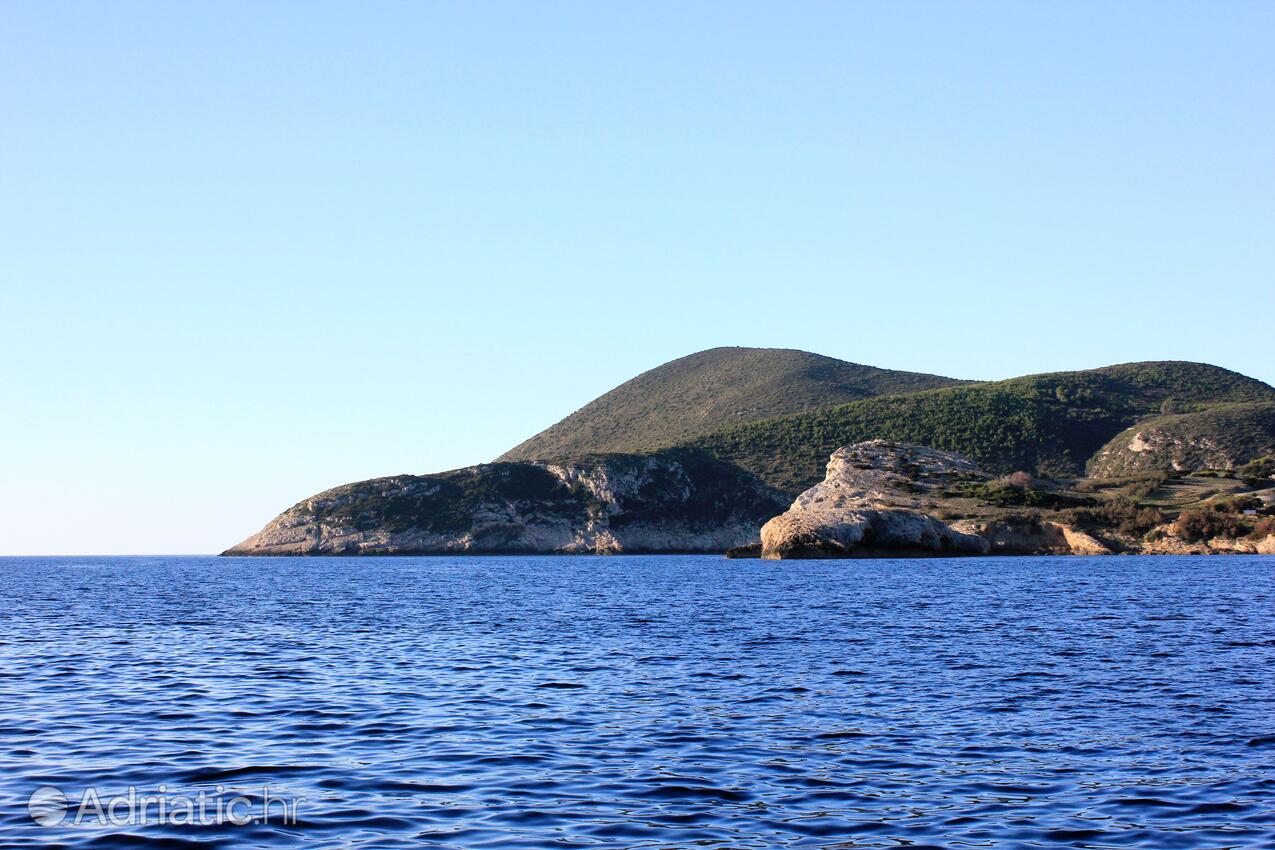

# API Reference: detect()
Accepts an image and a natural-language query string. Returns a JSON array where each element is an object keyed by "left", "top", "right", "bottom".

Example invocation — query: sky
[{"left": 2, "top": 1, "right": 1272, "bottom": 555}]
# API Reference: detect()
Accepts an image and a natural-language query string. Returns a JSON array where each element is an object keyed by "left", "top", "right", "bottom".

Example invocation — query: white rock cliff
[{"left": 760, "top": 441, "right": 991, "bottom": 559}]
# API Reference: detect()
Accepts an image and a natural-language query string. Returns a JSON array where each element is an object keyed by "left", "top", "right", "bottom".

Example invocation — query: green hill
[
  {"left": 684, "top": 362, "right": 1275, "bottom": 493},
  {"left": 1087, "top": 402, "right": 1275, "bottom": 477},
  {"left": 499, "top": 347, "right": 967, "bottom": 461}
]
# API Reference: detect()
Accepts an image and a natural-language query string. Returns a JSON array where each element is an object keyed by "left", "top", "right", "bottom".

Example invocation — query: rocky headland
[
  {"left": 750, "top": 441, "right": 1274, "bottom": 559},
  {"left": 224, "top": 450, "right": 789, "bottom": 556},
  {"left": 225, "top": 348, "right": 1275, "bottom": 558}
]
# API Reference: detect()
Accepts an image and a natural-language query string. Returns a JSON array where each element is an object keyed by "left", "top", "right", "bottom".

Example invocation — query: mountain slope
[
  {"left": 499, "top": 347, "right": 967, "bottom": 461},
  {"left": 685, "top": 362, "right": 1275, "bottom": 492},
  {"left": 1087, "top": 402, "right": 1275, "bottom": 477}
]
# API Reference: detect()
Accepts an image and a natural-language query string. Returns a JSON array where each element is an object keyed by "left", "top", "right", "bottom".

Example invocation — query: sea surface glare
[{"left": 1, "top": 555, "right": 1274, "bottom": 848}]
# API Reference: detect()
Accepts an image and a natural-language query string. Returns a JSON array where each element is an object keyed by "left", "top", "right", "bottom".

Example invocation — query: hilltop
[{"left": 499, "top": 347, "right": 967, "bottom": 461}]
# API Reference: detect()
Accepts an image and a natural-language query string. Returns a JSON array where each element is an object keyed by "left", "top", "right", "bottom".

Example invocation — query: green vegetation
[
  {"left": 1087, "top": 402, "right": 1275, "bottom": 477},
  {"left": 685, "top": 362, "right": 1275, "bottom": 493},
  {"left": 499, "top": 347, "right": 967, "bottom": 461},
  {"left": 942, "top": 466, "right": 1268, "bottom": 545},
  {"left": 1125, "top": 490, "right": 1275, "bottom": 543},
  {"left": 596, "top": 449, "right": 790, "bottom": 529},
  {"left": 1061, "top": 500, "right": 1166, "bottom": 537},
  {"left": 331, "top": 464, "right": 594, "bottom": 536},
  {"left": 1173, "top": 508, "right": 1247, "bottom": 542},
  {"left": 288, "top": 449, "right": 788, "bottom": 539},
  {"left": 945, "top": 477, "right": 1097, "bottom": 510},
  {"left": 1238, "top": 454, "right": 1275, "bottom": 486}
]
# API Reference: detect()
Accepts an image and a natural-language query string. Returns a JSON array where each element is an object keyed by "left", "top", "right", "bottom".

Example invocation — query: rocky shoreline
[
  {"left": 223, "top": 450, "right": 789, "bottom": 556},
  {"left": 746, "top": 441, "right": 1275, "bottom": 559},
  {"left": 226, "top": 440, "right": 1275, "bottom": 559},
  {"left": 222, "top": 350, "right": 1275, "bottom": 558}
]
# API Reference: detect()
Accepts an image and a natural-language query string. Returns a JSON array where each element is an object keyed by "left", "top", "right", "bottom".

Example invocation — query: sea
[{"left": 1, "top": 554, "right": 1273, "bottom": 849}]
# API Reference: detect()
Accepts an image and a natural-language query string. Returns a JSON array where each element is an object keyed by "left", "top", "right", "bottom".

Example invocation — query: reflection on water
[{"left": 1, "top": 554, "right": 1273, "bottom": 848}]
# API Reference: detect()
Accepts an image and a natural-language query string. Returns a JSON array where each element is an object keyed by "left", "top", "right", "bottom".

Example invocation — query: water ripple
[{"left": 1, "top": 554, "right": 1273, "bottom": 848}]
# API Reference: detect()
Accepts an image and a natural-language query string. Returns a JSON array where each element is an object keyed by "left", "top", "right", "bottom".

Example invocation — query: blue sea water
[{"left": 1, "top": 555, "right": 1273, "bottom": 849}]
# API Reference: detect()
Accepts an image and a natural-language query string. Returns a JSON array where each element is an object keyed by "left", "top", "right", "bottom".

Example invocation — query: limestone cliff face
[
  {"left": 224, "top": 451, "right": 789, "bottom": 556},
  {"left": 760, "top": 441, "right": 990, "bottom": 559}
]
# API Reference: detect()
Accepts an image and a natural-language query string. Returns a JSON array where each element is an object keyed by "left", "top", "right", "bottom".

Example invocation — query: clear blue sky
[{"left": 2, "top": 2, "right": 1272, "bottom": 555}]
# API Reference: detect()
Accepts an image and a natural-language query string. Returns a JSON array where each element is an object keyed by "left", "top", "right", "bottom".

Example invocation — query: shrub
[
  {"left": 1237, "top": 455, "right": 1275, "bottom": 480},
  {"left": 1004, "top": 471, "right": 1034, "bottom": 489},
  {"left": 1113, "top": 472, "right": 1170, "bottom": 501},
  {"left": 1063, "top": 498, "right": 1162, "bottom": 536},
  {"left": 1210, "top": 495, "right": 1263, "bottom": 513},
  {"left": 1173, "top": 509, "right": 1244, "bottom": 541},
  {"left": 960, "top": 480, "right": 1093, "bottom": 509},
  {"left": 1127, "top": 507, "right": 1166, "bottom": 536},
  {"left": 1250, "top": 517, "right": 1275, "bottom": 540}
]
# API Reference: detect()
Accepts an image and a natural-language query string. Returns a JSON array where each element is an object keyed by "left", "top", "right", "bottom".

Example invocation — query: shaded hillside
[
  {"left": 1087, "top": 402, "right": 1275, "bottom": 477},
  {"left": 499, "top": 347, "right": 967, "bottom": 461},
  {"left": 686, "top": 362, "right": 1275, "bottom": 493},
  {"left": 224, "top": 449, "right": 790, "bottom": 555}
]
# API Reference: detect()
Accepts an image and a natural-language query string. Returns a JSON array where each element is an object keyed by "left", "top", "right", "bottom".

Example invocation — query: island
[{"left": 224, "top": 347, "right": 1275, "bottom": 558}]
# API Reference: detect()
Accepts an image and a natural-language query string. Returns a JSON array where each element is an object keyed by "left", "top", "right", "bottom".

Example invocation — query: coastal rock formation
[
  {"left": 952, "top": 517, "right": 1111, "bottom": 556},
  {"left": 224, "top": 450, "right": 789, "bottom": 556},
  {"left": 762, "top": 509, "right": 990, "bottom": 559},
  {"left": 1140, "top": 531, "right": 1275, "bottom": 556},
  {"left": 760, "top": 441, "right": 990, "bottom": 559}
]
